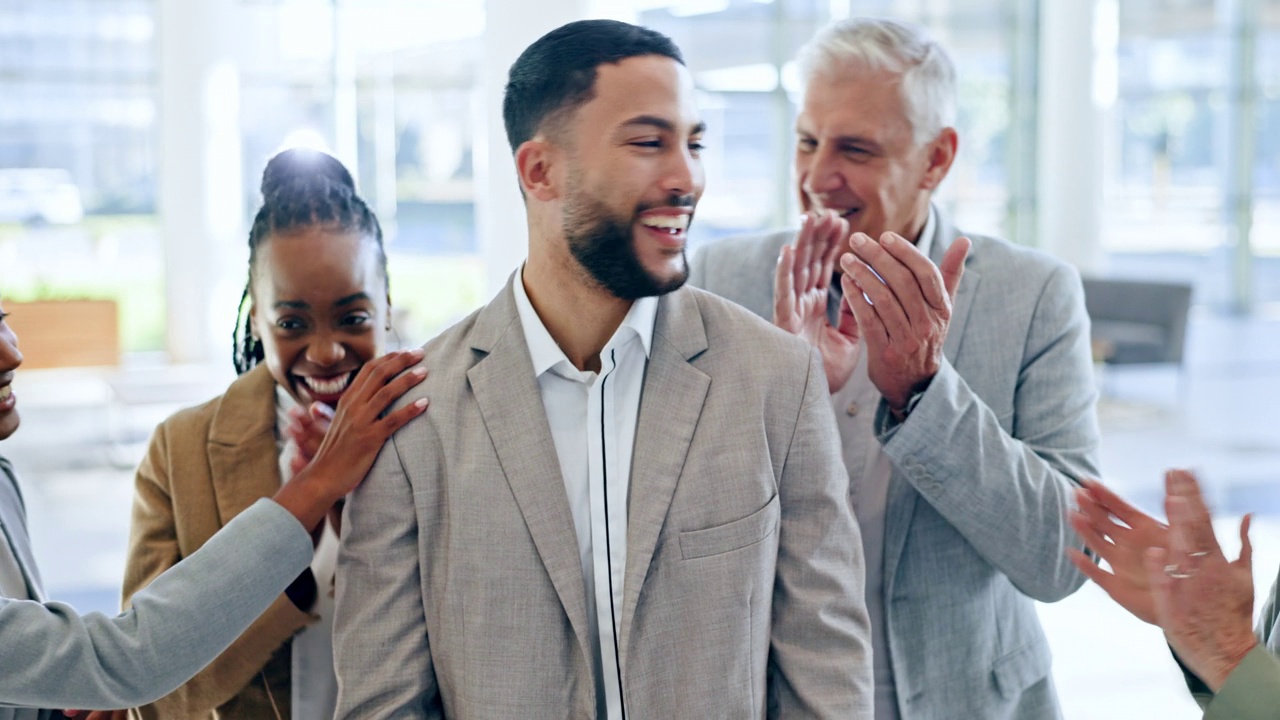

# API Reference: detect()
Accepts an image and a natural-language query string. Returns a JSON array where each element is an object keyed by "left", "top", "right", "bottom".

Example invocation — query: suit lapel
[
  {"left": 928, "top": 212, "right": 980, "bottom": 363},
  {"left": 618, "top": 288, "right": 710, "bottom": 662},
  {"left": 0, "top": 461, "right": 45, "bottom": 601},
  {"left": 467, "top": 277, "right": 593, "bottom": 665},
  {"left": 884, "top": 209, "right": 979, "bottom": 594},
  {"left": 208, "top": 365, "right": 285, "bottom": 531}
]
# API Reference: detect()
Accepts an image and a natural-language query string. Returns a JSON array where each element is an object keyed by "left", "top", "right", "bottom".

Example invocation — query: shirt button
[{"left": 845, "top": 401, "right": 859, "bottom": 416}]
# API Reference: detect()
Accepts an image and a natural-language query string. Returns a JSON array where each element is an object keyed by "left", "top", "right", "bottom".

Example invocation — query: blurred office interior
[{"left": 1, "top": 1, "right": 1278, "bottom": 717}]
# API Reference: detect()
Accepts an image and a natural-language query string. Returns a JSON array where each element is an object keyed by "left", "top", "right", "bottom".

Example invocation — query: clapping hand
[
  {"left": 839, "top": 231, "right": 968, "bottom": 413},
  {"left": 774, "top": 210, "right": 860, "bottom": 393}
]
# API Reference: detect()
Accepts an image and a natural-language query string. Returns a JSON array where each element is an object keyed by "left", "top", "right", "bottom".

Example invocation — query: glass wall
[
  {"left": 1255, "top": 0, "right": 1280, "bottom": 304},
  {"left": 599, "top": 0, "right": 1033, "bottom": 249},
  {"left": 5, "top": 0, "right": 1275, "bottom": 363},
  {"left": 0, "top": 0, "right": 163, "bottom": 352},
  {"left": 235, "top": 0, "right": 487, "bottom": 347},
  {"left": 1104, "top": 0, "right": 1280, "bottom": 310}
]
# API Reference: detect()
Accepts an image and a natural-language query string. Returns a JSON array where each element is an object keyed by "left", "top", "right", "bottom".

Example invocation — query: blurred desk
[{"left": 6, "top": 299, "right": 119, "bottom": 369}]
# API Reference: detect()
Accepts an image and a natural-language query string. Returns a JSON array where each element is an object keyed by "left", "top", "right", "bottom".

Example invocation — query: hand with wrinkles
[
  {"left": 1148, "top": 471, "right": 1257, "bottom": 691},
  {"left": 839, "top": 231, "right": 969, "bottom": 413},
  {"left": 1068, "top": 477, "right": 1169, "bottom": 625},
  {"left": 1069, "top": 470, "right": 1259, "bottom": 692},
  {"left": 773, "top": 210, "right": 861, "bottom": 394}
]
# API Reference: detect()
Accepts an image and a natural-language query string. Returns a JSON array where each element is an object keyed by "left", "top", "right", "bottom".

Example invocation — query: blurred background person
[{"left": 119, "top": 148, "right": 393, "bottom": 720}]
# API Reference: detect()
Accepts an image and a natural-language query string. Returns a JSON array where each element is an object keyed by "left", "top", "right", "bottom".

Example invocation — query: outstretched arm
[
  {"left": 2, "top": 350, "right": 426, "bottom": 712},
  {"left": 0, "top": 498, "right": 312, "bottom": 710}
]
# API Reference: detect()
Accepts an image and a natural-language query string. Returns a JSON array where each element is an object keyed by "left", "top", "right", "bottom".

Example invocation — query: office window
[
  {"left": 0, "top": 0, "right": 162, "bottom": 352},
  {"left": 603, "top": 0, "right": 1031, "bottom": 247},
  {"left": 237, "top": 0, "right": 487, "bottom": 346}
]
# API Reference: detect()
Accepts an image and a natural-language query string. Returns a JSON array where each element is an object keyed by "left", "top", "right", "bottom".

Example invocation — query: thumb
[
  {"left": 309, "top": 401, "right": 335, "bottom": 422},
  {"left": 1237, "top": 513, "right": 1254, "bottom": 569},
  {"left": 836, "top": 300, "right": 860, "bottom": 341},
  {"left": 941, "top": 236, "right": 970, "bottom": 299}
]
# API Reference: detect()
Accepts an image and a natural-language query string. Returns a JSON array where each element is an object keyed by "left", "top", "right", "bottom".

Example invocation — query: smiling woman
[{"left": 118, "top": 148, "right": 391, "bottom": 720}]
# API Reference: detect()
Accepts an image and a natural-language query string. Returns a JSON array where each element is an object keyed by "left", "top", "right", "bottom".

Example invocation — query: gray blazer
[
  {"left": 333, "top": 278, "right": 874, "bottom": 719},
  {"left": 688, "top": 210, "right": 1101, "bottom": 720},
  {"left": 0, "top": 498, "right": 312, "bottom": 712},
  {"left": 0, "top": 458, "right": 50, "bottom": 720}
]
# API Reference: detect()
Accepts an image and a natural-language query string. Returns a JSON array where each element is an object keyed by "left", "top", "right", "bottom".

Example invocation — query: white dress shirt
[
  {"left": 512, "top": 268, "right": 656, "bottom": 720},
  {"left": 275, "top": 387, "right": 339, "bottom": 720},
  {"left": 830, "top": 207, "right": 935, "bottom": 720}
]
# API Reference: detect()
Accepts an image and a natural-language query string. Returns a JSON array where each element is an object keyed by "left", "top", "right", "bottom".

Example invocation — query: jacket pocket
[
  {"left": 992, "top": 640, "right": 1052, "bottom": 699},
  {"left": 679, "top": 495, "right": 780, "bottom": 560}
]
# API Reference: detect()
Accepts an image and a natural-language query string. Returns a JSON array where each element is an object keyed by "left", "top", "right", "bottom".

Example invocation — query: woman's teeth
[{"left": 302, "top": 374, "right": 350, "bottom": 397}]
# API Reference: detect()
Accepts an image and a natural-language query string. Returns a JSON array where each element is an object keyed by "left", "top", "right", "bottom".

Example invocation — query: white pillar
[
  {"left": 1222, "top": 0, "right": 1257, "bottom": 313},
  {"left": 331, "top": 0, "right": 360, "bottom": 176},
  {"left": 1037, "top": 0, "right": 1107, "bottom": 273},
  {"left": 476, "top": 0, "right": 592, "bottom": 297},
  {"left": 159, "top": 0, "right": 244, "bottom": 364}
]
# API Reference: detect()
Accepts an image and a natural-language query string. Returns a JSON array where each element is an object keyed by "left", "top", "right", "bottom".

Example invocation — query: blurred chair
[
  {"left": 1082, "top": 278, "right": 1193, "bottom": 366},
  {"left": 1082, "top": 277, "right": 1193, "bottom": 401}
]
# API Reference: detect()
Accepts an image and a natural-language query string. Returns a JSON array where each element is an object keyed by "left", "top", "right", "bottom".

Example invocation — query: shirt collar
[
  {"left": 914, "top": 203, "right": 938, "bottom": 259},
  {"left": 512, "top": 265, "right": 658, "bottom": 379}
]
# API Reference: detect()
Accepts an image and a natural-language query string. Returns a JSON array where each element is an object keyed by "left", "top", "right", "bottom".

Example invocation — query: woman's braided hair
[{"left": 232, "top": 148, "right": 388, "bottom": 375}]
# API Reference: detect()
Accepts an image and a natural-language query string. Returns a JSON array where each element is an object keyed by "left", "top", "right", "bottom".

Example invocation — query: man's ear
[
  {"left": 515, "top": 137, "right": 560, "bottom": 202},
  {"left": 920, "top": 127, "right": 958, "bottom": 191}
]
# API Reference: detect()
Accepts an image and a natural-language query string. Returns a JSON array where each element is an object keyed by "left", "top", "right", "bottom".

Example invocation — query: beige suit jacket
[
  {"left": 122, "top": 364, "right": 313, "bottom": 719},
  {"left": 334, "top": 278, "right": 872, "bottom": 718}
]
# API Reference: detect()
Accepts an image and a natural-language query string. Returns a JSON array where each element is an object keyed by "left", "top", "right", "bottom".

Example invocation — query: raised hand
[
  {"left": 1145, "top": 470, "right": 1258, "bottom": 691},
  {"left": 273, "top": 348, "right": 428, "bottom": 532},
  {"left": 839, "top": 232, "right": 969, "bottom": 413},
  {"left": 1068, "top": 477, "right": 1170, "bottom": 625},
  {"left": 774, "top": 210, "right": 860, "bottom": 393},
  {"left": 286, "top": 402, "right": 334, "bottom": 477}
]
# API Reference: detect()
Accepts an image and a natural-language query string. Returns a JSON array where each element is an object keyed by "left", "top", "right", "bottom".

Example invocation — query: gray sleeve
[
  {"left": 0, "top": 498, "right": 312, "bottom": 710},
  {"left": 876, "top": 263, "right": 1101, "bottom": 602}
]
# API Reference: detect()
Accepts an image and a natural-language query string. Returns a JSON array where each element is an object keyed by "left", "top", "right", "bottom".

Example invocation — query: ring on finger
[{"left": 1164, "top": 563, "right": 1196, "bottom": 579}]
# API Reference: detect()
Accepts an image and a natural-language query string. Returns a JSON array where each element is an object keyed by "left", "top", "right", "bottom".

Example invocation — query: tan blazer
[
  {"left": 333, "top": 279, "right": 873, "bottom": 719},
  {"left": 122, "top": 364, "right": 313, "bottom": 719}
]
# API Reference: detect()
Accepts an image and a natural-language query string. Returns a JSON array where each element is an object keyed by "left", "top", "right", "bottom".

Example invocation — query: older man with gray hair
[{"left": 689, "top": 17, "right": 1101, "bottom": 720}]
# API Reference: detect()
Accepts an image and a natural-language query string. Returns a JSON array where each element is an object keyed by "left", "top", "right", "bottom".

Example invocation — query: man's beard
[{"left": 563, "top": 189, "right": 693, "bottom": 301}]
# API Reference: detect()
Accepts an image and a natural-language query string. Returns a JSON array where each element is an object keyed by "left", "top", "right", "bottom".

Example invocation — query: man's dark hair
[{"left": 502, "top": 19, "right": 684, "bottom": 154}]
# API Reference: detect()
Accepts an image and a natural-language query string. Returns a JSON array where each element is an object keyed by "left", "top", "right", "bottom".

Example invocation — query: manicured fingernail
[
  {"left": 414, "top": 398, "right": 429, "bottom": 408},
  {"left": 882, "top": 233, "right": 897, "bottom": 246},
  {"left": 413, "top": 367, "right": 428, "bottom": 377},
  {"left": 409, "top": 347, "right": 425, "bottom": 357},
  {"left": 851, "top": 233, "right": 867, "bottom": 246}
]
